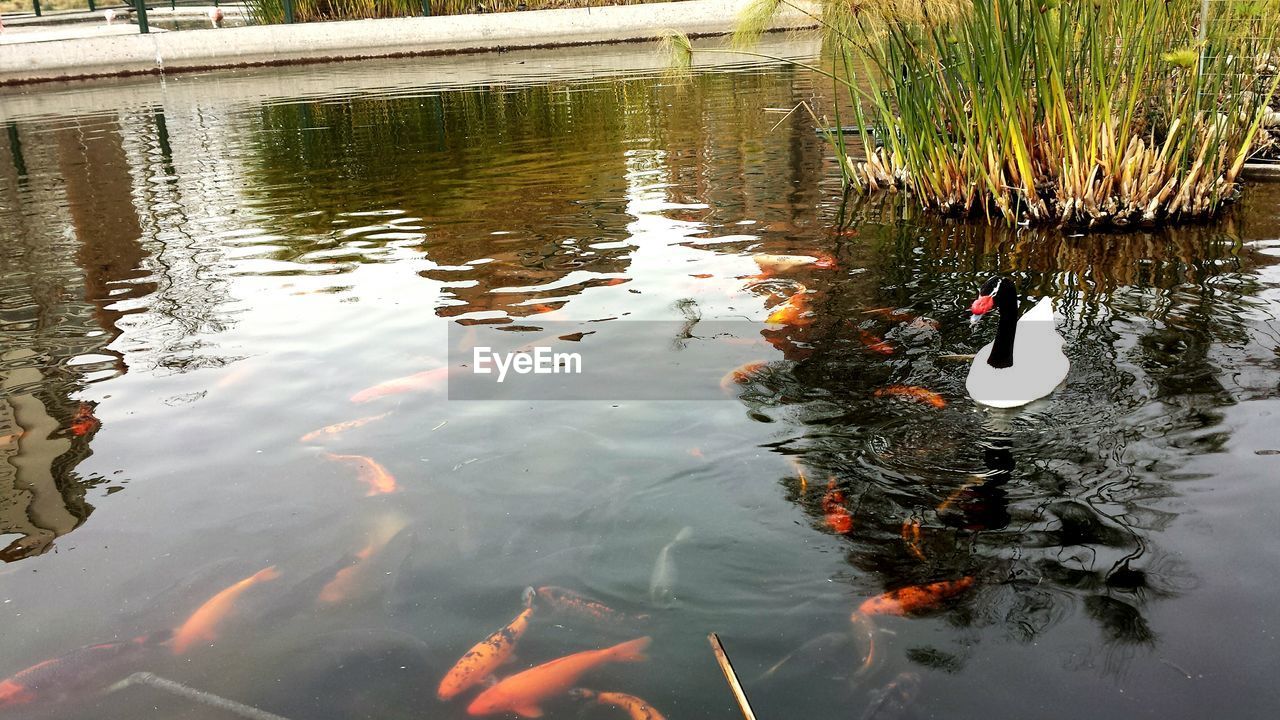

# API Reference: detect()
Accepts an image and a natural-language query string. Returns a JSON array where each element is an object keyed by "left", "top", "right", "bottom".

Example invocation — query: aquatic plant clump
[
  {"left": 245, "top": 0, "right": 669, "bottom": 25},
  {"left": 741, "top": 0, "right": 1280, "bottom": 228},
  {"left": 246, "top": 0, "right": 418, "bottom": 24}
]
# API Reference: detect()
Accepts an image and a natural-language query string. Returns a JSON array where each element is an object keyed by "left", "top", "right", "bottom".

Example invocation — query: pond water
[{"left": 2, "top": 39, "right": 1279, "bottom": 720}]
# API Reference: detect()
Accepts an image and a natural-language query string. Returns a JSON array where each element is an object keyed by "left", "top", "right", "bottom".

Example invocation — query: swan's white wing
[
  {"left": 1019, "top": 296, "right": 1056, "bottom": 323},
  {"left": 967, "top": 305, "right": 1070, "bottom": 408}
]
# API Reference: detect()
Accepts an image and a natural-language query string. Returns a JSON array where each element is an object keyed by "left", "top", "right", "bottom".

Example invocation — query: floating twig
[
  {"left": 1159, "top": 657, "right": 1194, "bottom": 680},
  {"left": 708, "top": 633, "right": 758, "bottom": 720},
  {"left": 107, "top": 672, "right": 293, "bottom": 720}
]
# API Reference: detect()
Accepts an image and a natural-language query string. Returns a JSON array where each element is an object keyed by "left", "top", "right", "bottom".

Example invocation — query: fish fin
[
  {"left": 673, "top": 526, "right": 694, "bottom": 544},
  {"left": 481, "top": 675, "right": 499, "bottom": 689},
  {"left": 611, "top": 636, "right": 652, "bottom": 662},
  {"left": 514, "top": 702, "right": 544, "bottom": 717},
  {"left": 522, "top": 586, "right": 537, "bottom": 610},
  {"left": 503, "top": 653, "right": 518, "bottom": 666}
]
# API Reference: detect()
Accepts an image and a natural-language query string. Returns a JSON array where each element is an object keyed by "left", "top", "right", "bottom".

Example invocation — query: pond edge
[{"left": 0, "top": 0, "right": 820, "bottom": 87}]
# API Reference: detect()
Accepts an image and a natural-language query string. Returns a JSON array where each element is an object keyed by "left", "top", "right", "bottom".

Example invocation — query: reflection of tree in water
[
  {"left": 117, "top": 107, "right": 238, "bottom": 374},
  {"left": 737, "top": 198, "right": 1278, "bottom": 677},
  {"left": 239, "top": 69, "right": 825, "bottom": 323},
  {"left": 0, "top": 115, "right": 149, "bottom": 561}
]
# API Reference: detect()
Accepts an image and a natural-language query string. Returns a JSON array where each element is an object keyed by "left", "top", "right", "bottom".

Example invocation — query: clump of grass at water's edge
[
  {"left": 243, "top": 0, "right": 671, "bottom": 25},
  {"left": 670, "top": 0, "right": 1280, "bottom": 228}
]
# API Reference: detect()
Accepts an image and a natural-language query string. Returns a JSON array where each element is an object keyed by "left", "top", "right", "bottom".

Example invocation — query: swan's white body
[{"left": 966, "top": 297, "right": 1069, "bottom": 408}]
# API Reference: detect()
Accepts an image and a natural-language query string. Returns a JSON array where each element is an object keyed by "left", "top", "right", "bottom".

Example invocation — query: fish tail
[
  {"left": 567, "top": 688, "right": 596, "bottom": 701},
  {"left": 609, "top": 636, "right": 651, "bottom": 662},
  {"left": 253, "top": 566, "right": 282, "bottom": 583},
  {"left": 849, "top": 611, "right": 877, "bottom": 676},
  {"left": 0, "top": 679, "right": 36, "bottom": 707},
  {"left": 673, "top": 526, "right": 693, "bottom": 544},
  {"left": 522, "top": 586, "right": 537, "bottom": 609}
]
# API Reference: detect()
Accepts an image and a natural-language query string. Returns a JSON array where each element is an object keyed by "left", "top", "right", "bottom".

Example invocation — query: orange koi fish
[
  {"left": 0, "top": 631, "right": 171, "bottom": 708},
  {"left": 848, "top": 611, "right": 878, "bottom": 676},
  {"left": 857, "top": 577, "right": 974, "bottom": 617},
  {"left": 936, "top": 479, "right": 982, "bottom": 514},
  {"left": 873, "top": 386, "right": 947, "bottom": 409},
  {"left": 858, "top": 330, "right": 894, "bottom": 355},
  {"left": 825, "top": 509, "right": 854, "bottom": 535},
  {"left": 68, "top": 403, "right": 99, "bottom": 437},
  {"left": 438, "top": 606, "right": 535, "bottom": 701},
  {"left": 466, "top": 637, "right": 651, "bottom": 717},
  {"left": 214, "top": 364, "right": 255, "bottom": 390},
  {"left": 172, "top": 567, "right": 280, "bottom": 655},
  {"left": 812, "top": 253, "right": 837, "bottom": 269},
  {"left": 600, "top": 278, "right": 630, "bottom": 287},
  {"left": 570, "top": 689, "right": 667, "bottom": 720},
  {"left": 689, "top": 273, "right": 714, "bottom": 279},
  {"left": 822, "top": 479, "right": 854, "bottom": 535},
  {"left": 317, "top": 514, "right": 409, "bottom": 605},
  {"left": 787, "top": 456, "right": 808, "bottom": 494},
  {"left": 524, "top": 586, "right": 646, "bottom": 626},
  {"left": 325, "top": 453, "right": 398, "bottom": 495},
  {"left": 900, "top": 518, "right": 926, "bottom": 561},
  {"left": 299, "top": 413, "right": 389, "bottom": 444},
  {"left": 317, "top": 547, "right": 378, "bottom": 606},
  {"left": 752, "top": 254, "right": 837, "bottom": 275},
  {"left": 753, "top": 254, "right": 822, "bottom": 275},
  {"left": 766, "top": 292, "right": 812, "bottom": 326},
  {"left": 350, "top": 367, "right": 449, "bottom": 403},
  {"left": 719, "top": 360, "right": 768, "bottom": 392},
  {"left": 457, "top": 326, "right": 480, "bottom": 353}
]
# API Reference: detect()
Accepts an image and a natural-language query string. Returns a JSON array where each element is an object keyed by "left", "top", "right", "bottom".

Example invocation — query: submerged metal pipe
[{"left": 108, "top": 672, "right": 293, "bottom": 720}]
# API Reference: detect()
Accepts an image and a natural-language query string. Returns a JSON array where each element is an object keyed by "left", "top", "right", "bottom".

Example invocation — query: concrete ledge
[
  {"left": 0, "top": 34, "right": 822, "bottom": 121},
  {"left": 1242, "top": 162, "right": 1280, "bottom": 182},
  {"left": 0, "top": 0, "right": 820, "bottom": 86}
]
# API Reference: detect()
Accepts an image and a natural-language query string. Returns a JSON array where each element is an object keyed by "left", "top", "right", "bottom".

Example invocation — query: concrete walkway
[
  {"left": 0, "top": 23, "right": 169, "bottom": 44},
  {"left": 0, "top": 0, "right": 820, "bottom": 86}
]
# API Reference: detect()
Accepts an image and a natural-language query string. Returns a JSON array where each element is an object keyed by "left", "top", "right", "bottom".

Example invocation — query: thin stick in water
[
  {"left": 107, "top": 672, "right": 293, "bottom": 720},
  {"left": 708, "top": 632, "right": 758, "bottom": 720}
]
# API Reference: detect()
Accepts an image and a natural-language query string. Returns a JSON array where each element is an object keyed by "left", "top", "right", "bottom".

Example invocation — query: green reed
[
  {"left": 680, "top": 0, "right": 1280, "bottom": 228},
  {"left": 244, "top": 0, "right": 665, "bottom": 24}
]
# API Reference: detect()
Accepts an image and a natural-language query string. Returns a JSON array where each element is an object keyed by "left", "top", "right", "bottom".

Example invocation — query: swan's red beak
[{"left": 970, "top": 295, "right": 995, "bottom": 316}]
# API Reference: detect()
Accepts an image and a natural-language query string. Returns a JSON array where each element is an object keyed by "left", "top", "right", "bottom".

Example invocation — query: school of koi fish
[
  {"left": 721, "top": 251, "right": 978, "bottom": 716},
  {"left": 2, "top": 251, "right": 972, "bottom": 720}
]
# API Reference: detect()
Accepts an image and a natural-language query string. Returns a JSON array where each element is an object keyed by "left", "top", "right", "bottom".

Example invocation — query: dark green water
[{"left": 1, "top": 43, "right": 1279, "bottom": 720}]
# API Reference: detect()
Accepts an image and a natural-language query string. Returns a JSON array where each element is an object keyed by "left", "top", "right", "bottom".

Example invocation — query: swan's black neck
[{"left": 986, "top": 282, "right": 1019, "bottom": 369}]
